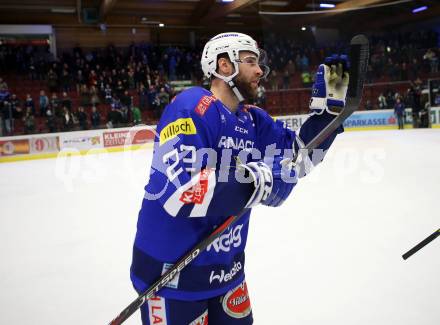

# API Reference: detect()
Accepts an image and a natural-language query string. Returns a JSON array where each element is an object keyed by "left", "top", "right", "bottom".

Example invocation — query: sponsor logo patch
[
  {"left": 103, "top": 129, "right": 154, "bottom": 147},
  {"left": 180, "top": 169, "right": 212, "bottom": 205},
  {"left": 0, "top": 140, "right": 30, "bottom": 156},
  {"left": 189, "top": 309, "right": 208, "bottom": 325},
  {"left": 209, "top": 261, "right": 242, "bottom": 284},
  {"left": 29, "top": 137, "right": 59, "bottom": 153},
  {"left": 207, "top": 224, "right": 243, "bottom": 253},
  {"left": 60, "top": 134, "right": 102, "bottom": 150},
  {"left": 195, "top": 95, "right": 216, "bottom": 116},
  {"left": 217, "top": 136, "right": 254, "bottom": 150},
  {"left": 148, "top": 296, "right": 168, "bottom": 324},
  {"left": 222, "top": 281, "right": 251, "bottom": 319},
  {"left": 103, "top": 131, "right": 130, "bottom": 147},
  {"left": 159, "top": 118, "right": 196, "bottom": 145},
  {"left": 161, "top": 263, "right": 180, "bottom": 289}
]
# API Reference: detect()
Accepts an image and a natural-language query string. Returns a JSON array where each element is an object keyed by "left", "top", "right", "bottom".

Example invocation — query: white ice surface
[{"left": 0, "top": 129, "right": 439, "bottom": 325}]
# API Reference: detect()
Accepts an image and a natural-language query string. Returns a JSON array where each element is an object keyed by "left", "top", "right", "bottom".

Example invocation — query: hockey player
[{"left": 131, "top": 32, "right": 349, "bottom": 324}]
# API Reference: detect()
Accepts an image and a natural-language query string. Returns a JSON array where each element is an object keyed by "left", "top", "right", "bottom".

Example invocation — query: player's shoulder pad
[
  {"left": 169, "top": 86, "right": 217, "bottom": 118},
  {"left": 245, "top": 104, "right": 272, "bottom": 120},
  {"left": 245, "top": 103, "right": 286, "bottom": 129},
  {"left": 158, "top": 87, "right": 219, "bottom": 146}
]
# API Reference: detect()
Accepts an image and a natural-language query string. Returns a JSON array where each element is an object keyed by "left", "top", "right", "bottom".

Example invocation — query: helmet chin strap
[
  {"left": 228, "top": 80, "right": 245, "bottom": 103},
  {"left": 211, "top": 69, "right": 245, "bottom": 103}
]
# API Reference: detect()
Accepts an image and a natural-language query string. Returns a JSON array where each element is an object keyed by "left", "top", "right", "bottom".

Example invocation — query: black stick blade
[
  {"left": 402, "top": 228, "right": 440, "bottom": 260},
  {"left": 347, "top": 34, "right": 369, "bottom": 99}
]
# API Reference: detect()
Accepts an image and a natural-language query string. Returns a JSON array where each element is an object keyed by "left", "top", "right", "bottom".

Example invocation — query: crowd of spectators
[
  {"left": 366, "top": 30, "right": 438, "bottom": 83},
  {"left": 0, "top": 42, "right": 203, "bottom": 135},
  {"left": 261, "top": 29, "right": 438, "bottom": 90},
  {"left": 0, "top": 28, "right": 439, "bottom": 136}
]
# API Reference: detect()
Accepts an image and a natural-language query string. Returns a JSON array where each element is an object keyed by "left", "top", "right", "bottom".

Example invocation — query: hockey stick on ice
[
  {"left": 402, "top": 228, "right": 440, "bottom": 260},
  {"left": 107, "top": 34, "right": 369, "bottom": 325}
]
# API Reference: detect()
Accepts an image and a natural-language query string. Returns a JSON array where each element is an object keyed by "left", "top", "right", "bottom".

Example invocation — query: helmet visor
[
  {"left": 257, "top": 48, "right": 270, "bottom": 79},
  {"left": 235, "top": 48, "right": 270, "bottom": 79}
]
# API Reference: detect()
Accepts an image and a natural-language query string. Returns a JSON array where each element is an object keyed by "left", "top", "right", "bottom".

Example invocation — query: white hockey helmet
[{"left": 201, "top": 32, "right": 269, "bottom": 83}]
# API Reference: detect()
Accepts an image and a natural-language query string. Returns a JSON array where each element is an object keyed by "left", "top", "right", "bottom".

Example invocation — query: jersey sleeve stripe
[
  {"left": 163, "top": 176, "right": 197, "bottom": 217},
  {"left": 189, "top": 169, "right": 217, "bottom": 218}
]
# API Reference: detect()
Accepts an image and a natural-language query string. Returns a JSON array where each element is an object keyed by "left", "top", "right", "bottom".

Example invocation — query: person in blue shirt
[
  {"left": 394, "top": 97, "right": 405, "bottom": 129},
  {"left": 131, "top": 32, "right": 349, "bottom": 325}
]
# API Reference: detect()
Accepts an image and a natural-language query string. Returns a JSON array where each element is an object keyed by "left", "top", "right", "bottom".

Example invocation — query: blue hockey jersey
[{"left": 131, "top": 86, "right": 342, "bottom": 301}]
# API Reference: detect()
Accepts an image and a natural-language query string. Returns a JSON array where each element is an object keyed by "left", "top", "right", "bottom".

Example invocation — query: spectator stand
[{"left": 1, "top": 29, "right": 439, "bottom": 137}]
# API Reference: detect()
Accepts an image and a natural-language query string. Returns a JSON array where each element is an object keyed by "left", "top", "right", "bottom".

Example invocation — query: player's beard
[{"left": 234, "top": 75, "right": 257, "bottom": 103}]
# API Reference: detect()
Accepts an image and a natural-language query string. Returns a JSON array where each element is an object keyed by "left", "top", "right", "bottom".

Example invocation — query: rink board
[
  {"left": 276, "top": 107, "right": 440, "bottom": 131},
  {"left": 1, "top": 107, "right": 439, "bottom": 163},
  {"left": 0, "top": 126, "right": 156, "bottom": 163}
]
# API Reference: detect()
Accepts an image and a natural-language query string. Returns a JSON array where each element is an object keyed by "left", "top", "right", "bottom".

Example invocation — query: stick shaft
[
  {"left": 402, "top": 228, "right": 440, "bottom": 260},
  {"left": 108, "top": 215, "right": 241, "bottom": 325}
]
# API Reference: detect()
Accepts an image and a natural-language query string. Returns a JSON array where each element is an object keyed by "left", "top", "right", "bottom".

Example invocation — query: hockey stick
[
  {"left": 301, "top": 34, "right": 369, "bottom": 155},
  {"left": 402, "top": 228, "right": 440, "bottom": 260},
  {"left": 108, "top": 34, "right": 369, "bottom": 325}
]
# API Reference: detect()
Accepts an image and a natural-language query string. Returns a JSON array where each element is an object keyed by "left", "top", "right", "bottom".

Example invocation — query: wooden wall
[
  {"left": 55, "top": 26, "right": 152, "bottom": 50},
  {"left": 149, "top": 28, "right": 193, "bottom": 46},
  {"left": 55, "top": 26, "right": 198, "bottom": 50}
]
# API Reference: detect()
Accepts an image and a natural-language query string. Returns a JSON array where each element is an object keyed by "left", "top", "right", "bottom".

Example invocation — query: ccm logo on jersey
[
  {"left": 195, "top": 95, "right": 216, "bottom": 116},
  {"left": 234, "top": 126, "right": 249, "bottom": 134},
  {"left": 160, "top": 118, "right": 196, "bottom": 145},
  {"left": 209, "top": 261, "right": 242, "bottom": 284},
  {"left": 180, "top": 169, "right": 211, "bottom": 205},
  {"left": 207, "top": 224, "right": 243, "bottom": 253}
]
